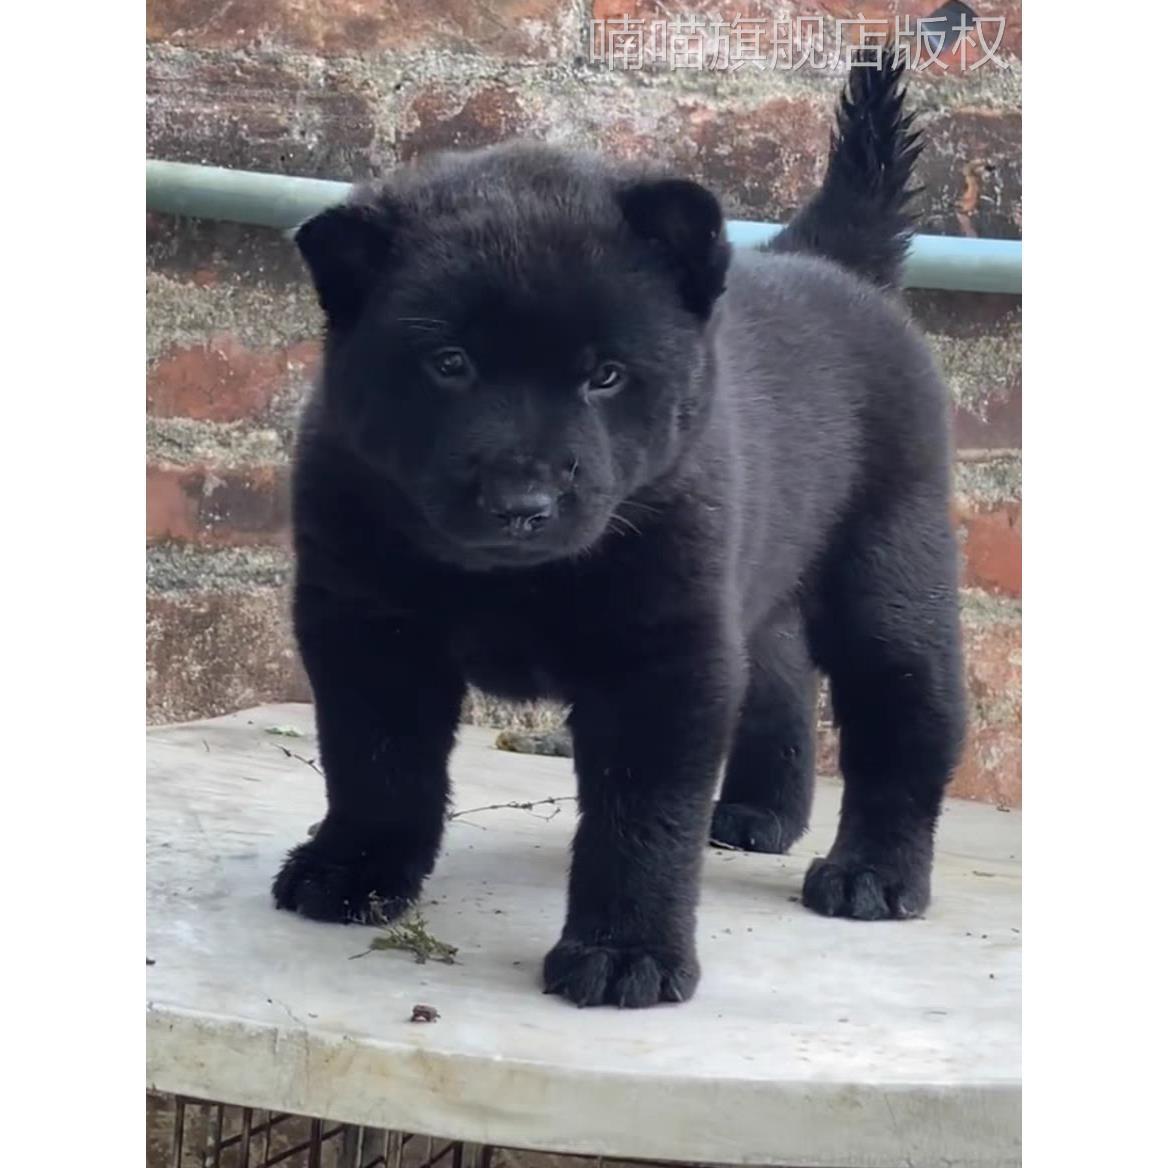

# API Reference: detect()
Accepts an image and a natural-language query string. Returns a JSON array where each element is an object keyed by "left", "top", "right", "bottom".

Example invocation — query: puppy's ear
[
  {"left": 293, "top": 199, "right": 397, "bottom": 330},
  {"left": 617, "top": 178, "right": 730, "bottom": 318}
]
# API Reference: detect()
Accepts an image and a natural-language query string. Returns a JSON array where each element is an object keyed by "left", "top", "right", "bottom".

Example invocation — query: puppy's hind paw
[
  {"left": 801, "top": 854, "right": 930, "bottom": 920},
  {"left": 710, "top": 801, "right": 803, "bottom": 853}
]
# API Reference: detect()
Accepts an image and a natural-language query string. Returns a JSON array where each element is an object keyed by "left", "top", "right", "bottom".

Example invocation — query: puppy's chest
[{"left": 446, "top": 582, "right": 584, "bottom": 703}]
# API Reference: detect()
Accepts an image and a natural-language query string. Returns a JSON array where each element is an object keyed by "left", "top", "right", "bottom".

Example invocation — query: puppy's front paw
[
  {"left": 542, "top": 939, "right": 699, "bottom": 1008},
  {"left": 802, "top": 853, "right": 930, "bottom": 920},
  {"left": 272, "top": 827, "right": 429, "bottom": 924}
]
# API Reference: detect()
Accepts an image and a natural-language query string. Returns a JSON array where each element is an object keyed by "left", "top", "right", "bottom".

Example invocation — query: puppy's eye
[
  {"left": 586, "top": 361, "right": 627, "bottom": 397},
  {"left": 426, "top": 348, "right": 473, "bottom": 385}
]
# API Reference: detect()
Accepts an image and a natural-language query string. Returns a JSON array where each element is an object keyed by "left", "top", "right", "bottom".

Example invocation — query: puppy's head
[{"left": 295, "top": 143, "right": 729, "bottom": 570}]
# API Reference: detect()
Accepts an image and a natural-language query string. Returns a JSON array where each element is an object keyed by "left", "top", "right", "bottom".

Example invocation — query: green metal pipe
[{"left": 147, "top": 159, "right": 1021, "bottom": 295}]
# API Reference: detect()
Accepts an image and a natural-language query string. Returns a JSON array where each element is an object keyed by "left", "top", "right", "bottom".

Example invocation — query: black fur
[{"left": 272, "top": 57, "right": 965, "bottom": 1007}]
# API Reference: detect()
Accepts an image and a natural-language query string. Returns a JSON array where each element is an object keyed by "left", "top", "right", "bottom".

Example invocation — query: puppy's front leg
[
  {"left": 544, "top": 629, "right": 744, "bottom": 1007},
  {"left": 272, "top": 582, "right": 465, "bottom": 924}
]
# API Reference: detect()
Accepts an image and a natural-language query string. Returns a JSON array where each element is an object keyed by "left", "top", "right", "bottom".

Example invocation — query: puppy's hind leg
[
  {"left": 711, "top": 615, "right": 818, "bottom": 854},
  {"left": 804, "top": 492, "right": 966, "bottom": 920}
]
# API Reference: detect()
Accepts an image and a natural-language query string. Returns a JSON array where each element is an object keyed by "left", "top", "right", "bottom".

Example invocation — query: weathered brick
[
  {"left": 146, "top": 51, "right": 382, "bottom": 179},
  {"left": 148, "top": 337, "right": 318, "bottom": 422},
  {"left": 146, "top": 271, "right": 321, "bottom": 361},
  {"left": 915, "top": 109, "right": 1022, "bottom": 238},
  {"left": 147, "top": 216, "right": 310, "bottom": 290},
  {"left": 952, "top": 384, "right": 1020, "bottom": 451},
  {"left": 399, "top": 84, "right": 533, "bottom": 162},
  {"left": 618, "top": 98, "right": 1022, "bottom": 236},
  {"left": 958, "top": 501, "right": 1022, "bottom": 598},
  {"left": 147, "top": 463, "right": 291, "bottom": 546},
  {"left": 908, "top": 289, "right": 1021, "bottom": 339},
  {"left": 148, "top": 416, "right": 293, "bottom": 467},
  {"left": 148, "top": 544, "right": 293, "bottom": 593},
  {"left": 954, "top": 453, "right": 1020, "bottom": 507},
  {"left": 147, "top": 588, "right": 309, "bottom": 723},
  {"left": 909, "top": 292, "right": 1021, "bottom": 451},
  {"left": 942, "top": 337, "right": 1021, "bottom": 454},
  {"left": 665, "top": 97, "right": 833, "bottom": 220},
  {"left": 146, "top": 0, "right": 575, "bottom": 60},
  {"left": 949, "top": 609, "right": 1021, "bottom": 806}
]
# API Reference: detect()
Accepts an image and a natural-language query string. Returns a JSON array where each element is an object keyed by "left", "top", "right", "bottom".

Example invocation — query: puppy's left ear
[{"left": 617, "top": 178, "right": 730, "bottom": 319}]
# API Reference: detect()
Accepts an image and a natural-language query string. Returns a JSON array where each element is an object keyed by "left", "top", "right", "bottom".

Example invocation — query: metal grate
[
  {"left": 148, "top": 1093, "right": 696, "bottom": 1168},
  {"left": 149, "top": 1095, "right": 484, "bottom": 1168}
]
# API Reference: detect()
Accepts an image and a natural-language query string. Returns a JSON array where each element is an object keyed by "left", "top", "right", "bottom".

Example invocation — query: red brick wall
[{"left": 146, "top": 1, "right": 1022, "bottom": 805}]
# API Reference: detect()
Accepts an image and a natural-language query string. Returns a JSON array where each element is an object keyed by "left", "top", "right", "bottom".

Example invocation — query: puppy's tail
[{"left": 766, "top": 49, "right": 923, "bottom": 289}]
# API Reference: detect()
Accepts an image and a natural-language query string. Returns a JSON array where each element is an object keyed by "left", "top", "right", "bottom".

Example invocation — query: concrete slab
[{"left": 146, "top": 704, "right": 1021, "bottom": 1167}]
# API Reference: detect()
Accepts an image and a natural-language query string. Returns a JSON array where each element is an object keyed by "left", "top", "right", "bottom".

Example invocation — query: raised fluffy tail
[{"left": 766, "top": 49, "right": 923, "bottom": 289}]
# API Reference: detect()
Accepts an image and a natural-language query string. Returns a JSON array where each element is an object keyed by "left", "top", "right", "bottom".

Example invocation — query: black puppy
[{"left": 273, "top": 53, "right": 966, "bottom": 1008}]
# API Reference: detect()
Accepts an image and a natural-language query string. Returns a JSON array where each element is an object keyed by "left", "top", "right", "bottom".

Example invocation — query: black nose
[{"left": 483, "top": 487, "right": 557, "bottom": 536}]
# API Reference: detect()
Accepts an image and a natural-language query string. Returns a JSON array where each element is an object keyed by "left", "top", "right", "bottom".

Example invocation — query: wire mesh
[{"left": 148, "top": 1093, "right": 697, "bottom": 1168}]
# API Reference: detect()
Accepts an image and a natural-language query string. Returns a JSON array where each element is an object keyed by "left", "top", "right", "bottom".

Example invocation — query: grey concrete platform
[{"left": 146, "top": 704, "right": 1021, "bottom": 1167}]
